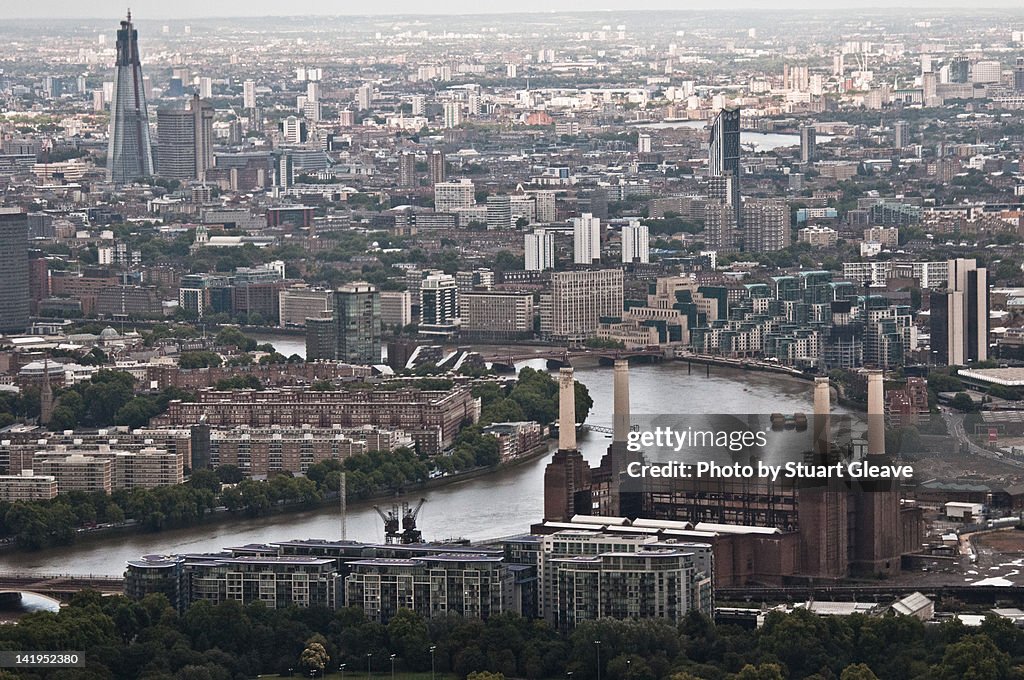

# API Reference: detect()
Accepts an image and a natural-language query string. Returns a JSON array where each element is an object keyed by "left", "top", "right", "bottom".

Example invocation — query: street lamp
[
  {"left": 429, "top": 645, "right": 437, "bottom": 680},
  {"left": 594, "top": 641, "right": 601, "bottom": 680},
  {"left": 626, "top": 659, "right": 631, "bottom": 680},
  {"left": 340, "top": 663, "right": 346, "bottom": 680},
  {"left": 390, "top": 654, "right": 397, "bottom": 680},
  {"left": 367, "top": 653, "right": 372, "bottom": 680}
]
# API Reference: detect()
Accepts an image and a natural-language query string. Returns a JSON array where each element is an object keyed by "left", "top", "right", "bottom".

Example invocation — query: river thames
[{"left": 0, "top": 349, "right": 825, "bottom": 576}]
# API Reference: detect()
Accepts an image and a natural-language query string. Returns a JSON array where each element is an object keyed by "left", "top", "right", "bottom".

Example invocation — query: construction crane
[
  {"left": 374, "top": 499, "right": 427, "bottom": 544},
  {"left": 374, "top": 504, "right": 401, "bottom": 544},
  {"left": 402, "top": 499, "right": 426, "bottom": 544}
]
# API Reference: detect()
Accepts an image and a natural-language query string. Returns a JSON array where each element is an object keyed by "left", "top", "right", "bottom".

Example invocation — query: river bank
[
  {"left": 0, "top": 440, "right": 556, "bottom": 556},
  {"left": 0, "top": 360, "right": 826, "bottom": 575}
]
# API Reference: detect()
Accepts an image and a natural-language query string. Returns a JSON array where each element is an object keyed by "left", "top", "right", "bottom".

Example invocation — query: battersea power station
[{"left": 538, "top": 361, "right": 923, "bottom": 586}]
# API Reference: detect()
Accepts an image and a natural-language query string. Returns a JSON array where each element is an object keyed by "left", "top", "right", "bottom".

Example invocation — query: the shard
[{"left": 107, "top": 11, "right": 154, "bottom": 185}]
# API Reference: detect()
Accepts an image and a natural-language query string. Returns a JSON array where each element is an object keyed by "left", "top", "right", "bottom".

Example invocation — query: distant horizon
[{"left": 9, "top": 1, "right": 1024, "bottom": 21}]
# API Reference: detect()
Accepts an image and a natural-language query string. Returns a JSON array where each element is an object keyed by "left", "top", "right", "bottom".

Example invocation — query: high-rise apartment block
[
  {"left": 434, "top": 179, "right": 474, "bottom": 212},
  {"left": 709, "top": 106, "right": 741, "bottom": 227},
  {"left": 525, "top": 230, "right": 555, "bottom": 271},
  {"left": 621, "top": 220, "right": 650, "bottom": 263},
  {"left": 573, "top": 212, "right": 602, "bottom": 264},
  {"left": 742, "top": 199, "right": 789, "bottom": 253}
]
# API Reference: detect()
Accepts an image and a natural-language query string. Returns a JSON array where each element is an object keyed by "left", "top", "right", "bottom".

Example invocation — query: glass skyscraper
[
  {"left": 708, "top": 106, "right": 742, "bottom": 229},
  {"left": 107, "top": 12, "right": 154, "bottom": 185}
]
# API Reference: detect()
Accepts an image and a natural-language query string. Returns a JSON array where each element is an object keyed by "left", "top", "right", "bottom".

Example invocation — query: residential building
[
  {"left": 573, "top": 212, "right": 602, "bottom": 264},
  {"left": 709, "top": 106, "right": 741, "bottom": 226},
  {"left": 743, "top": 199, "right": 789, "bottom": 252},
  {"left": 620, "top": 220, "right": 650, "bottom": 264},
  {"left": 525, "top": 229, "right": 555, "bottom": 271},
  {"left": 419, "top": 272, "right": 459, "bottom": 337},
  {"left": 0, "top": 471, "right": 58, "bottom": 502},
  {"left": 434, "top": 179, "right": 474, "bottom": 213},
  {"left": 798, "top": 226, "right": 838, "bottom": 248},
  {"left": 486, "top": 195, "right": 513, "bottom": 230},
  {"left": 540, "top": 270, "right": 624, "bottom": 342}
]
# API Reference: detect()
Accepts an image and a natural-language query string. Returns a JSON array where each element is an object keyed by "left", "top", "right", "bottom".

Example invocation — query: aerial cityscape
[{"left": 2, "top": 5, "right": 1024, "bottom": 679}]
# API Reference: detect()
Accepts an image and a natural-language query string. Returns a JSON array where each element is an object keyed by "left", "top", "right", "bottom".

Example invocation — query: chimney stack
[
  {"left": 813, "top": 377, "right": 830, "bottom": 455},
  {"left": 867, "top": 370, "right": 885, "bottom": 456},
  {"left": 612, "top": 359, "right": 630, "bottom": 443},
  {"left": 558, "top": 367, "right": 577, "bottom": 450}
]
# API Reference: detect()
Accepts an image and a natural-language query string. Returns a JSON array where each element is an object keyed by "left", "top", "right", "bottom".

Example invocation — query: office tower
[
  {"left": 356, "top": 84, "right": 372, "bottom": 111},
  {"left": 434, "top": 179, "right": 474, "bottom": 212},
  {"left": 398, "top": 152, "right": 416, "bottom": 189},
  {"left": 243, "top": 79, "right": 256, "bottom": 108},
  {"left": 306, "top": 81, "right": 321, "bottom": 103},
  {"left": 709, "top": 106, "right": 741, "bottom": 227},
  {"left": 198, "top": 76, "right": 212, "bottom": 98},
  {"left": 1016, "top": 57, "right": 1024, "bottom": 92},
  {"left": 637, "top": 132, "right": 652, "bottom": 153},
  {"left": 922, "top": 72, "right": 938, "bottom": 104},
  {"left": 92, "top": 89, "right": 105, "bottom": 112},
  {"left": 419, "top": 273, "right": 459, "bottom": 336},
  {"left": 930, "top": 258, "right": 989, "bottom": 366},
  {"left": 443, "top": 101, "right": 462, "bottom": 129},
  {"left": 894, "top": 120, "right": 910, "bottom": 149},
  {"left": 281, "top": 116, "right": 306, "bottom": 144},
  {"left": 573, "top": 213, "right": 602, "bottom": 265},
  {"left": 506, "top": 63, "right": 518, "bottom": 78},
  {"left": 0, "top": 209, "right": 29, "bottom": 334},
  {"left": 742, "top": 199, "right": 789, "bottom": 252},
  {"left": 621, "top": 220, "right": 650, "bottom": 264},
  {"left": 971, "top": 60, "right": 1001, "bottom": 84},
  {"left": 704, "top": 198, "right": 738, "bottom": 253},
  {"left": 800, "top": 124, "right": 816, "bottom": 163},
  {"left": 156, "top": 94, "right": 214, "bottom": 181},
  {"left": 332, "top": 283, "right": 382, "bottom": 365},
  {"left": 486, "top": 195, "right": 512, "bottom": 230},
  {"left": 107, "top": 12, "right": 154, "bottom": 184},
  {"left": 428, "top": 149, "right": 446, "bottom": 185},
  {"left": 525, "top": 230, "right": 555, "bottom": 271},
  {"left": 949, "top": 56, "right": 970, "bottom": 83}
]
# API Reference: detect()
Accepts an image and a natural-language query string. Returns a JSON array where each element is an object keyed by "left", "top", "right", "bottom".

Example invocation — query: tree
[
  {"left": 841, "top": 664, "right": 880, "bottom": 680},
  {"left": 735, "top": 664, "right": 785, "bottom": 680},
  {"left": 216, "top": 465, "right": 245, "bottom": 484},
  {"left": 938, "top": 634, "right": 1010, "bottom": 680},
  {"left": 950, "top": 392, "right": 977, "bottom": 413},
  {"left": 300, "top": 637, "right": 330, "bottom": 675}
]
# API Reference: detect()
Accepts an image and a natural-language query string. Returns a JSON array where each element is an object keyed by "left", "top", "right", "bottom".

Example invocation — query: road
[{"left": 940, "top": 408, "right": 1021, "bottom": 467}]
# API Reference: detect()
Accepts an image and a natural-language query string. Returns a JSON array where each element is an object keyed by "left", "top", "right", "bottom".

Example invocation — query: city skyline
[{"left": 9, "top": 1, "right": 1024, "bottom": 19}]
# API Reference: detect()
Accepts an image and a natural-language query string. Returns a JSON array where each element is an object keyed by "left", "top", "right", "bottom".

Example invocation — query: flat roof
[{"left": 959, "top": 367, "right": 1024, "bottom": 387}]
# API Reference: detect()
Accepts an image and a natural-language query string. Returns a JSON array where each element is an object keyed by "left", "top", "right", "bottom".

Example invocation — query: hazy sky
[{"left": 9, "top": 0, "right": 1024, "bottom": 19}]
